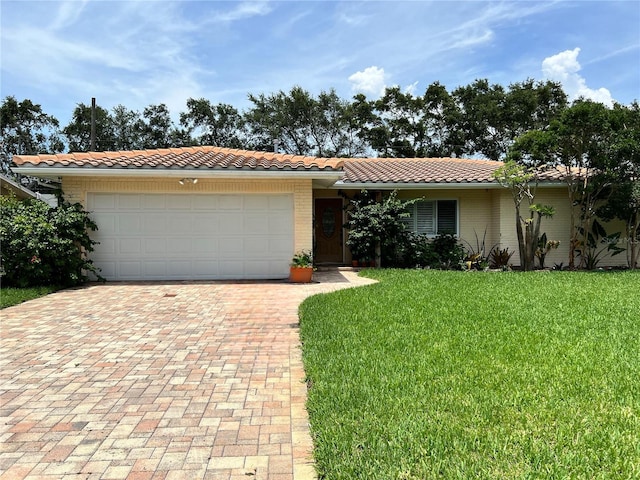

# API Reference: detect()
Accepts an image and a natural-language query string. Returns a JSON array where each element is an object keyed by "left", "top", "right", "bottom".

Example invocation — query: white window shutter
[{"left": 416, "top": 201, "right": 435, "bottom": 234}]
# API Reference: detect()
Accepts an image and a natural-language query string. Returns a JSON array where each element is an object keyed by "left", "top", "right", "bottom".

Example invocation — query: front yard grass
[
  {"left": 0, "top": 286, "right": 59, "bottom": 309},
  {"left": 300, "top": 270, "right": 640, "bottom": 479}
]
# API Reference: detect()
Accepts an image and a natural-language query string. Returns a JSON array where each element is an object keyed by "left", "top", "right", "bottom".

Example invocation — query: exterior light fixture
[{"left": 179, "top": 178, "right": 198, "bottom": 185}]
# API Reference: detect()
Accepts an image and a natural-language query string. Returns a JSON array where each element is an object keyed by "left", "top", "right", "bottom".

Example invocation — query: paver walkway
[{"left": 0, "top": 270, "right": 376, "bottom": 480}]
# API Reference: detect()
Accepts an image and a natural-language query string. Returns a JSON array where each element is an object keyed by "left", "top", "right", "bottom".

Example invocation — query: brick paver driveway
[{"left": 0, "top": 271, "right": 375, "bottom": 480}]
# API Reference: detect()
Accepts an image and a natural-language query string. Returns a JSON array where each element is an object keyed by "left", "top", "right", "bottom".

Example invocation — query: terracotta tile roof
[
  {"left": 12, "top": 146, "right": 568, "bottom": 184},
  {"left": 11, "top": 146, "right": 345, "bottom": 171},
  {"left": 341, "top": 158, "right": 568, "bottom": 184},
  {"left": 342, "top": 157, "right": 505, "bottom": 184}
]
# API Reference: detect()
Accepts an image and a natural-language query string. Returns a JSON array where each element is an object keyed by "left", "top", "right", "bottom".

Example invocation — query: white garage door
[{"left": 87, "top": 193, "right": 294, "bottom": 281}]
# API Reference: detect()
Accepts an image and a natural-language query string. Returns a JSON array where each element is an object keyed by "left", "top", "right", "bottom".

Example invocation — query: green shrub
[
  {"left": 430, "top": 232, "right": 465, "bottom": 269},
  {"left": 345, "top": 190, "right": 417, "bottom": 265},
  {"left": 385, "top": 233, "right": 465, "bottom": 269},
  {"left": 0, "top": 196, "right": 102, "bottom": 287},
  {"left": 490, "top": 246, "right": 515, "bottom": 269}
]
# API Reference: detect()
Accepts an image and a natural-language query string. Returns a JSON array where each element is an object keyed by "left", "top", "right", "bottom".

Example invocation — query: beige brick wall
[
  {"left": 61, "top": 176, "right": 314, "bottom": 254},
  {"left": 494, "top": 187, "right": 629, "bottom": 268}
]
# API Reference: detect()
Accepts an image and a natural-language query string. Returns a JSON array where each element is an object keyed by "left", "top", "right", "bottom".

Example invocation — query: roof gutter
[
  {"left": 331, "top": 181, "right": 567, "bottom": 190},
  {"left": 12, "top": 167, "right": 344, "bottom": 182},
  {"left": 333, "top": 181, "right": 497, "bottom": 190}
]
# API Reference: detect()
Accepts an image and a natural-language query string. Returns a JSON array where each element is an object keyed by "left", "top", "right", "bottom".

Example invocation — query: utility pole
[{"left": 90, "top": 97, "right": 96, "bottom": 151}]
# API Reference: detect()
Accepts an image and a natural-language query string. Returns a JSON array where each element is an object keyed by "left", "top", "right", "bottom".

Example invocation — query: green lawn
[
  {"left": 299, "top": 270, "right": 640, "bottom": 479},
  {"left": 0, "top": 286, "right": 59, "bottom": 309}
]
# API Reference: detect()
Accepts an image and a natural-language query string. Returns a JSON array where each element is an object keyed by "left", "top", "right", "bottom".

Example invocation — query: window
[{"left": 403, "top": 200, "right": 458, "bottom": 236}]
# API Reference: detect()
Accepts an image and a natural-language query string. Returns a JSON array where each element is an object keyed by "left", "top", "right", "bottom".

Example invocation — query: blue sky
[{"left": 2, "top": 1, "right": 639, "bottom": 127}]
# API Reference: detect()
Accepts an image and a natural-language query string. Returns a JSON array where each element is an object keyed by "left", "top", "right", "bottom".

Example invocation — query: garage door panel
[
  {"left": 192, "top": 238, "right": 217, "bottom": 254},
  {"left": 193, "top": 196, "right": 218, "bottom": 209},
  {"left": 249, "top": 261, "right": 272, "bottom": 276},
  {"left": 118, "top": 194, "right": 141, "bottom": 209},
  {"left": 93, "top": 214, "right": 116, "bottom": 234},
  {"left": 119, "top": 238, "right": 141, "bottom": 254},
  {"left": 168, "top": 238, "right": 192, "bottom": 253},
  {"left": 88, "top": 193, "right": 293, "bottom": 280},
  {"left": 193, "top": 260, "right": 219, "bottom": 276},
  {"left": 219, "top": 238, "right": 243, "bottom": 255},
  {"left": 268, "top": 195, "right": 292, "bottom": 210},
  {"left": 244, "top": 237, "right": 269, "bottom": 257},
  {"left": 170, "top": 216, "right": 192, "bottom": 233},
  {"left": 94, "top": 238, "right": 116, "bottom": 255},
  {"left": 143, "top": 215, "right": 167, "bottom": 234},
  {"left": 144, "top": 261, "right": 166, "bottom": 277},
  {"left": 192, "top": 215, "right": 218, "bottom": 233},
  {"left": 119, "top": 261, "right": 142, "bottom": 277},
  {"left": 90, "top": 194, "right": 116, "bottom": 210},
  {"left": 142, "top": 195, "right": 166, "bottom": 209},
  {"left": 244, "top": 215, "right": 268, "bottom": 234},
  {"left": 166, "top": 260, "right": 191, "bottom": 277},
  {"left": 220, "top": 260, "right": 243, "bottom": 276},
  {"left": 218, "top": 195, "right": 243, "bottom": 210},
  {"left": 244, "top": 195, "right": 266, "bottom": 211},
  {"left": 219, "top": 214, "right": 243, "bottom": 234},
  {"left": 168, "top": 195, "right": 192, "bottom": 210},
  {"left": 269, "top": 215, "right": 292, "bottom": 233},
  {"left": 119, "top": 214, "right": 142, "bottom": 233},
  {"left": 97, "top": 262, "right": 116, "bottom": 278},
  {"left": 144, "top": 238, "right": 166, "bottom": 254},
  {"left": 268, "top": 237, "right": 293, "bottom": 255}
]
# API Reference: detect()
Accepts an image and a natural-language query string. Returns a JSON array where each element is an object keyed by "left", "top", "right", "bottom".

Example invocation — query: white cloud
[
  {"left": 51, "top": 0, "right": 89, "bottom": 30},
  {"left": 404, "top": 81, "right": 419, "bottom": 96},
  {"left": 348, "top": 66, "right": 387, "bottom": 97},
  {"left": 542, "top": 48, "right": 614, "bottom": 106},
  {"left": 212, "top": 1, "right": 272, "bottom": 23}
]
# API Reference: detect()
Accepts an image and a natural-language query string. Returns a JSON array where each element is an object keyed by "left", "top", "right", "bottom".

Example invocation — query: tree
[
  {"left": 368, "top": 86, "right": 427, "bottom": 157},
  {"left": 422, "top": 82, "right": 465, "bottom": 157},
  {"left": 63, "top": 102, "right": 115, "bottom": 152},
  {"left": 138, "top": 104, "right": 184, "bottom": 148},
  {"left": 0, "top": 96, "right": 63, "bottom": 174},
  {"left": 180, "top": 98, "right": 244, "bottom": 148},
  {"left": 355, "top": 83, "right": 463, "bottom": 158},
  {"left": 453, "top": 79, "right": 507, "bottom": 159},
  {"left": 493, "top": 161, "right": 555, "bottom": 271},
  {"left": 597, "top": 102, "right": 640, "bottom": 268},
  {"left": 315, "top": 90, "right": 368, "bottom": 157},
  {"left": 509, "top": 99, "right": 620, "bottom": 269},
  {"left": 453, "top": 79, "right": 567, "bottom": 160},
  {"left": 245, "top": 86, "right": 366, "bottom": 156},
  {"left": 111, "top": 104, "right": 143, "bottom": 150}
]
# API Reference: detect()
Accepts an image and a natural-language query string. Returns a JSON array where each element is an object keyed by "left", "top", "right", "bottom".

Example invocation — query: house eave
[
  {"left": 330, "top": 181, "right": 567, "bottom": 190},
  {"left": 332, "top": 181, "right": 497, "bottom": 190},
  {"left": 12, "top": 166, "right": 344, "bottom": 183}
]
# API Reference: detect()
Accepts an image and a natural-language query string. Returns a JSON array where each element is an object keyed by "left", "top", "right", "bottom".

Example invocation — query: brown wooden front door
[{"left": 314, "top": 198, "right": 343, "bottom": 263}]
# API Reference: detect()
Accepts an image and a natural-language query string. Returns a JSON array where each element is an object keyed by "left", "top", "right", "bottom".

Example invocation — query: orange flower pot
[{"left": 289, "top": 267, "right": 313, "bottom": 283}]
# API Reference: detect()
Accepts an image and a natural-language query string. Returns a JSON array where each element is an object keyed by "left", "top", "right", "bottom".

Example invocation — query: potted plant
[{"left": 289, "top": 250, "right": 314, "bottom": 283}]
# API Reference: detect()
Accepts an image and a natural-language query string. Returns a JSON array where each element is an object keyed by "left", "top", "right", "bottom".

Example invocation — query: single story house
[{"left": 12, "top": 146, "right": 626, "bottom": 280}]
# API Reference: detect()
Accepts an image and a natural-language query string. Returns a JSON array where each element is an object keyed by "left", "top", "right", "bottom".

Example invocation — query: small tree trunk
[
  {"left": 515, "top": 207, "right": 526, "bottom": 270},
  {"left": 567, "top": 181, "right": 577, "bottom": 269},
  {"left": 524, "top": 220, "right": 535, "bottom": 271},
  {"left": 630, "top": 217, "right": 639, "bottom": 269}
]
